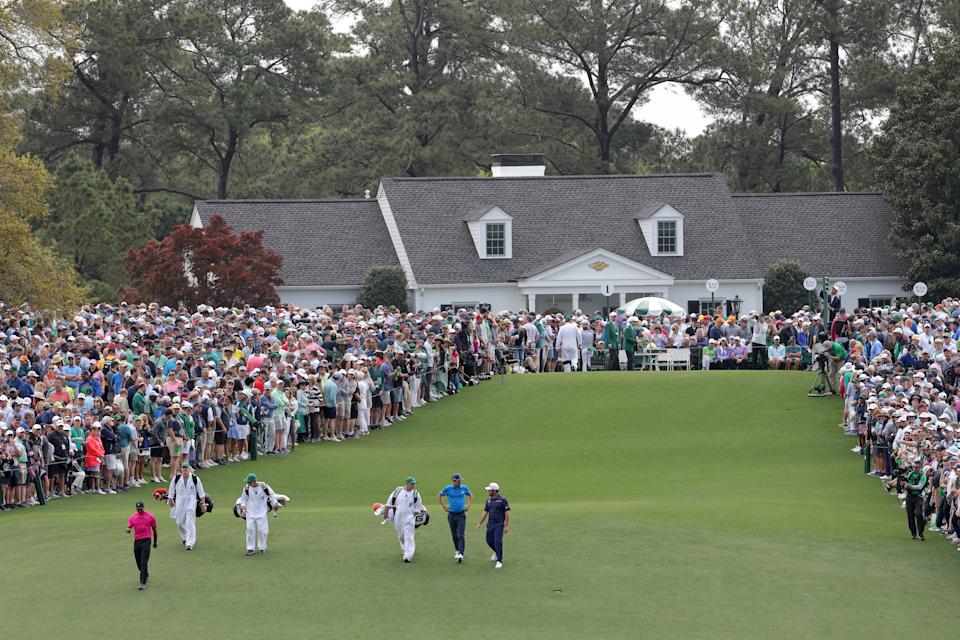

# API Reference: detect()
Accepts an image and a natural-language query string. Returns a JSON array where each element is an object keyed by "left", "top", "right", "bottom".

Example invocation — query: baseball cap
[
  {"left": 245, "top": 473, "right": 257, "bottom": 484},
  {"left": 135, "top": 501, "right": 145, "bottom": 509},
  {"left": 405, "top": 476, "right": 416, "bottom": 484},
  {"left": 452, "top": 473, "right": 462, "bottom": 481},
  {"left": 484, "top": 482, "right": 500, "bottom": 491}
]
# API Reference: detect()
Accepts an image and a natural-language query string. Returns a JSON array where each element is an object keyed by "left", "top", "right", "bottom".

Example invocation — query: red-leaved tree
[{"left": 122, "top": 215, "right": 283, "bottom": 307}]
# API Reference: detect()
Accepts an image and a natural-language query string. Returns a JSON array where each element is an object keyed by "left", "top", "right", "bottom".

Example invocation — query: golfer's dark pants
[
  {"left": 906, "top": 495, "right": 925, "bottom": 538},
  {"left": 134, "top": 538, "right": 151, "bottom": 584},
  {"left": 625, "top": 348, "right": 635, "bottom": 371},
  {"left": 607, "top": 349, "right": 620, "bottom": 370},
  {"left": 448, "top": 511, "right": 466, "bottom": 554},
  {"left": 486, "top": 523, "right": 504, "bottom": 561}
]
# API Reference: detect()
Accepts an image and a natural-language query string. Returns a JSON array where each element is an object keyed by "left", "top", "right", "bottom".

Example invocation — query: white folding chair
[
  {"left": 669, "top": 348, "right": 691, "bottom": 371},
  {"left": 656, "top": 351, "right": 673, "bottom": 371}
]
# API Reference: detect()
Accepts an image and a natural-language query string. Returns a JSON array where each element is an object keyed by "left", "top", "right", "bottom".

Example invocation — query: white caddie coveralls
[
  {"left": 168, "top": 472, "right": 205, "bottom": 548},
  {"left": 555, "top": 320, "right": 582, "bottom": 372},
  {"left": 240, "top": 482, "right": 278, "bottom": 552},
  {"left": 386, "top": 486, "right": 423, "bottom": 561}
]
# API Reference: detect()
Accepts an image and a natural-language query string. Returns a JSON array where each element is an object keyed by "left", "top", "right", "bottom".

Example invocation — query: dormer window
[
  {"left": 636, "top": 204, "right": 684, "bottom": 256},
  {"left": 657, "top": 220, "right": 677, "bottom": 254},
  {"left": 486, "top": 223, "right": 506, "bottom": 256},
  {"left": 465, "top": 206, "right": 512, "bottom": 259}
]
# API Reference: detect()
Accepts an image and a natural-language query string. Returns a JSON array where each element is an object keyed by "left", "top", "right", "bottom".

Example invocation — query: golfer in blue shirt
[
  {"left": 475, "top": 482, "right": 510, "bottom": 569},
  {"left": 438, "top": 473, "right": 473, "bottom": 563}
]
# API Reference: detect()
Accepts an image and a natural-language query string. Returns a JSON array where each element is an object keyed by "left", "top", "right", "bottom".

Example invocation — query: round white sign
[
  {"left": 600, "top": 284, "right": 614, "bottom": 297},
  {"left": 705, "top": 278, "right": 719, "bottom": 293},
  {"left": 833, "top": 281, "right": 847, "bottom": 296},
  {"left": 803, "top": 277, "right": 818, "bottom": 292},
  {"left": 913, "top": 281, "right": 928, "bottom": 297}
]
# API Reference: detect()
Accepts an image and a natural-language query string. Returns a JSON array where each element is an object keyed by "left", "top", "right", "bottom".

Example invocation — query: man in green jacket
[
  {"left": 622, "top": 317, "right": 639, "bottom": 371},
  {"left": 603, "top": 312, "right": 622, "bottom": 371}
]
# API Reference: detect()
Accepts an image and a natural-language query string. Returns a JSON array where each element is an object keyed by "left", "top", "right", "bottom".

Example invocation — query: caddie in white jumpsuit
[
  {"left": 239, "top": 472, "right": 278, "bottom": 554},
  {"left": 383, "top": 476, "right": 424, "bottom": 562},
  {"left": 168, "top": 461, "right": 205, "bottom": 550},
  {"left": 555, "top": 317, "right": 582, "bottom": 372}
]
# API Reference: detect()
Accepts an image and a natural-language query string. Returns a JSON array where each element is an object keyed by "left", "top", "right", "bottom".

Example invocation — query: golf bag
[
  {"left": 414, "top": 510, "right": 430, "bottom": 528},
  {"left": 67, "top": 459, "right": 86, "bottom": 493},
  {"left": 196, "top": 494, "right": 214, "bottom": 517}
]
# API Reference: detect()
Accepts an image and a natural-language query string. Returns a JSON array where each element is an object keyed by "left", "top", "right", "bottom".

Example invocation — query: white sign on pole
[
  {"left": 705, "top": 278, "right": 719, "bottom": 293},
  {"left": 600, "top": 284, "right": 614, "bottom": 297},
  {"left": 803, "top": 277, "right": 818, "bottom": 292},
  {"left": 833, "top": 281, "right": 848, "bottom": 296},
  {"left": 913, "top": 281, "right": 928, "bottom": 297}
]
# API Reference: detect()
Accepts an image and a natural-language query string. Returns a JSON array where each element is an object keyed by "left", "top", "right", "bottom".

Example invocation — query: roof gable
[{"left": 520, "top": 248, "right": 674, "bottom": 284}]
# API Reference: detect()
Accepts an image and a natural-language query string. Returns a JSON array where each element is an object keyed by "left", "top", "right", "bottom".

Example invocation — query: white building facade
[{"left": 194, "top": 154, "right": 908, "bottom": 316}]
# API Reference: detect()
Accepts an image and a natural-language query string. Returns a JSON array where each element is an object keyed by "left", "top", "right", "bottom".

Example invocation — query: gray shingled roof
[
  {"left": 194, "top": 199, "right": 398, "bottom": 287},
  {"left": 380, "top": 174, "right": 763, "bottom": 284},
  {"left": 733, "top": 192, "right": 906, "bottom": 277}
]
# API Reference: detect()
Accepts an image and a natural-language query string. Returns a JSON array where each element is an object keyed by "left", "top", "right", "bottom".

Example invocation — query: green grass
[{"left": 3, "top": 372, "right": 956, "bottom": 639}]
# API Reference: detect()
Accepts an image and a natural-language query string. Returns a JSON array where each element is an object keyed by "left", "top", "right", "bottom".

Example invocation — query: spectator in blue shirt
[
  {"left": 476, "top": 482, "right": 510, "bottom": 569},
  {"left": 438, "top": 473, "right": 473, "bottom": 562}
]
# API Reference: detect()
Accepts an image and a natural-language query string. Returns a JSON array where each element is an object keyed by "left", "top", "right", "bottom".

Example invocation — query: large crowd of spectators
[
  {"left": 817, "top": 299, "right": 960, "bottom": 547},
  {"left": 3, "top": 297, "right": 959, "bottom": 549}
]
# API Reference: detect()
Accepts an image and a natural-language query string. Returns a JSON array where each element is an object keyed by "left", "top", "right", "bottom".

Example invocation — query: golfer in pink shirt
[{"left": 126, "top": 501, "right": 158, "bottom": 590}]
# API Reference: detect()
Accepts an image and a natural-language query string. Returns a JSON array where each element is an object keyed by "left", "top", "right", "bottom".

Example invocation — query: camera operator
[{"left": 821, "top": 340, "right": 846, "bottom": 394}]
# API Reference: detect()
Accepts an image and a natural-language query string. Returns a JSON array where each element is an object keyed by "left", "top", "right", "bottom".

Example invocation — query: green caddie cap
[
  {"left": 245, "top": 473, "right": 257, "bottom": 484},
  {"left": 405, "top": 476, "right": 416, "bottom": 484}
]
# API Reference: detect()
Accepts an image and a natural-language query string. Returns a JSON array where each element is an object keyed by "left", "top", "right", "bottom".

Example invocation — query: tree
[
  {"left": 153, "top": 0, "right": 337, "bottom": 198},
  {"left": 0, "top": 0, "right": 85, "bottom": 311},
  {"left": 122, "top": 214, "right": 283, "bottom": 307},
  {"left": 873, "top": 39, "right": 960, "bottom": 300},
  {"left": 22, "top": 0, "right": 166, "bottom": 171},
  {"left": 762, "top": 260, "right": 808, "bottom": 314},
  {"left": 44, "top": 160, "right": 155, "bottom": 300},
  {"left": 356, "top": 265, "right": 408, "bottom": 311},
  {"left": 499, "top": 0, "right": 724, "bottom": 169}
]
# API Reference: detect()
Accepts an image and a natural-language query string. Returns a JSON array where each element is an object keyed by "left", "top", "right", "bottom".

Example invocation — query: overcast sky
[{"left": 284, "top": 0, "right": 711, "bottom": 135}]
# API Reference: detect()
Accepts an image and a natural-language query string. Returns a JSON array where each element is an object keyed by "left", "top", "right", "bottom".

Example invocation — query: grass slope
[{"left": 2, "top": 373, "right": 955, "bottom": 640}]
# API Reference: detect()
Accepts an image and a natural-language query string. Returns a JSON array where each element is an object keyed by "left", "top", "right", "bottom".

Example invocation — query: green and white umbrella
[{"left": 618, "top": 297, "right": 686, "bottom": 317}]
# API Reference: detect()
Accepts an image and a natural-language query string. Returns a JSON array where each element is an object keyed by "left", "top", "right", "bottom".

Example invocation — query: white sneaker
[
  {"left": 491, "top": 553, "right": 498, "bottom": 561},
  {"left": 97, "top": 489, "right": 107, "bottom": 495},
  {"left": 851, "top": 447, "right": 861, "bottom": 453},
  {"left": 107, "top": 489, "right": 117, "bottom": 494},
  {"left": 495, "top": 561, "right": 502, "bottom": 569}
]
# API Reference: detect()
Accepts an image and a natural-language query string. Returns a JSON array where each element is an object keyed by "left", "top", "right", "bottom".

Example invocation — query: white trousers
[
  {"left": 409, "top": 377, "right": 420, "bottom": 403},
  {"left": 702, "top": 356, "right": 713, "bottom": 370},
  {"left": 560, "top": 347, "right": 578, "bottom": 372},
  {"left": 358, "top": 407, "right": 370, "bottom": 434},
  {"left": 246, "top": 514, "right": 269, "bottom": 551},
  {"left": 395, "top": 520, "right": 416, "bottom": 560},
  {"left": 580, "top": 349, "right": 591, "bottom": 371},
  {"left": 176, "top": 512, "right": 197, "bottom": 547}
]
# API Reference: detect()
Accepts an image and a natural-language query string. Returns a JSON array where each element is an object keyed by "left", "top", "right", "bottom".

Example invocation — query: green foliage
[
  {"left": 44, "top": 160, "right": 155, "bottom": 299},
  {"left": 356, "top": 265, "right": 408, "bottom": 311},
  {"left": 873, "top": 39, "right": 960, "bottom": 300},
  {"left": 763, "top": 260, "right": 808, "bottom": 314}
]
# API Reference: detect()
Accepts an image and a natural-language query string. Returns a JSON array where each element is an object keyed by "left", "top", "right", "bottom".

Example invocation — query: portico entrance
[{"left": 517, "top": 248, "right": 674, "bottom": 315}]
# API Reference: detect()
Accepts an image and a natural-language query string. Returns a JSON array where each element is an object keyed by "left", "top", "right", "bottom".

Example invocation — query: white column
[
  {"left": 571, "top": 293, "right": 579, "bottom": 312},
  {"left": 527, "top": 293, "right": 536, "bottom": 312},
  {"left": 618, "top": 292, "right": 626, "bottom": 307}
]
